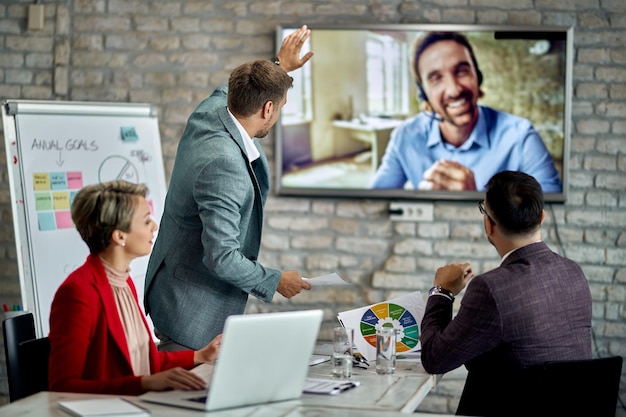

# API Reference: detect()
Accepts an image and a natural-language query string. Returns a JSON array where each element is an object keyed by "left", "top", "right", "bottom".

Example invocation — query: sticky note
[
  {"left": 55, "top": 210, "right": 73, "bottom": 229},
  {"left": 66, "top": 171, "right": 83, "bottom": 189},
  {"left": 33, "top": 173, "right": 50, "bottom": 190},
  {"left": 38, "top": 212, "right": 56, "bottom": 231},
  {"left": 121, "top": 126, "right": 139, "bottom": 142},
  {"left": 52, "top": 191, "right": 70, "bottom": 210},
  {"left": 35, "top": 192, "right": 53, "bottom": 211},
  {"left": 50, "top": 172, "right": 67, "bottom": 190}
]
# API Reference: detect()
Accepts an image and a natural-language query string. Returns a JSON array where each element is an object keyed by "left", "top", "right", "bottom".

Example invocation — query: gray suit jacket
[
  {"left": 420, "top": 241, "right": 592, "bottom": 416},
  {"left": 144, "top": 85, "right": 281, "bottom": 350}
]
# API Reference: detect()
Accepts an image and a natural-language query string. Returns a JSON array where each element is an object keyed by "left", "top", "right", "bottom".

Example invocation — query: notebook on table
[
  {"left": 309, "top": 342, "right": 333, "bottom": 365},
  {"left": 139, "top": 309, "right": 323, "bottom": 411},
  {"left": 309, "top": 353, "right": 331, "bottom": 366}
]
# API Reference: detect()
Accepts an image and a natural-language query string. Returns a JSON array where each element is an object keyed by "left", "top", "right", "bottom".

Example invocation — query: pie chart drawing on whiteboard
[
  {"left": 359, "top": 302, "right": 420, "bottom": 352},
  {"left": 98, "top": 155, "right": 139, "bottom": 183}
]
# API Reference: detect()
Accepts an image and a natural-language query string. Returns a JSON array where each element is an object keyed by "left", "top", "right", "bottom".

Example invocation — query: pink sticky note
[
  {"left": 66, "top": 172, "right": 84, "bottom": 189},
  {"left": 55, "top": 210, "right": 73, "bottom": 229}
]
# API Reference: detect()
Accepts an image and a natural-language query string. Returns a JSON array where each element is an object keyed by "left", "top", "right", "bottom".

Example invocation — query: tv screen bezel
[{"left": 274, "top": 23, "right": 573, "bottom": 203}]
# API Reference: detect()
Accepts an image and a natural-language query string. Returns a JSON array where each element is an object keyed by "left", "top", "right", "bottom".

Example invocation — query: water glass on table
[
  {"left": 332, "top": 326, "right": 353, "bottom": 379},
  {"left": 375, "top": 327, "right": 397, "bottom": 375}
]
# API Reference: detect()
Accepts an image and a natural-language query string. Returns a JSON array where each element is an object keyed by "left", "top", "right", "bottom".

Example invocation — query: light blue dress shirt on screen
[{"left": 369, "top": 105, "right": 563, "bottom": 192}]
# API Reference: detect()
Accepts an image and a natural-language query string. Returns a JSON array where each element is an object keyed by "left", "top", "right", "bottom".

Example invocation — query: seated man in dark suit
[{"left": 419, "top": 170, "right": 592, "bottom": 417}]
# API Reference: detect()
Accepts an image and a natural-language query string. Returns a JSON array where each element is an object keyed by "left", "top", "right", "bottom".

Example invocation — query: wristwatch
[
  {"left": 271, "top": 56, "right": 280, "bottom": 66},
  {"left": 429, "top": 286, "right": 455, "bottom": 302}
]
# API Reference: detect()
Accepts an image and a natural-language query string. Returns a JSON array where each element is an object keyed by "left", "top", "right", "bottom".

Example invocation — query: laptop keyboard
[{"left": 188, "top": 395, "right": 208, "bottom": 403}]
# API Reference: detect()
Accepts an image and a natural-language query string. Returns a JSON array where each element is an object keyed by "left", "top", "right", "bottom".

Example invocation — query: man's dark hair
[
  {"left": 413, "top": 31, "right": 484, "bottom": 101},
  {"left": 227, "top": 60, "right": 293, "bottom": 117},
  {"left": 485, "top": 171, "right": 544, "bottom": 236}
]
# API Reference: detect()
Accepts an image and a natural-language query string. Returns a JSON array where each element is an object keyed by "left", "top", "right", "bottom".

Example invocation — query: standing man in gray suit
[
  {"left": 420, "top": 170, "right": 592, "bottom": 417},
  {"left": 145, "top": 26, "right": 314, "bottom": 351}
]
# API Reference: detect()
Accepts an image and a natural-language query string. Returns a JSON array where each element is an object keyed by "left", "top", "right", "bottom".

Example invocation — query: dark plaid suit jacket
[{"left": 420, "top": 241, "right": 592, "bottom": 416}]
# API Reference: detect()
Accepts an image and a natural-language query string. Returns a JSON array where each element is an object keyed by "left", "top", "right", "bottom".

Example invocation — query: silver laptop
[{"left": 139, "top": 309, "right": 323, "bottom": 411}]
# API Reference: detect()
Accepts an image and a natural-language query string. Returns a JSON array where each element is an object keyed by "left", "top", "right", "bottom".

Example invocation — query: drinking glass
[
  {"left": 332, "top": 326, "right": 353, "bottom": 379},
  {"left": 376, "top": 327, "right": 397, "bottom": 375}
]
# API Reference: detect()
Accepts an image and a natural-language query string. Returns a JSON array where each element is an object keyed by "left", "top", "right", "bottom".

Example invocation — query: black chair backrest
[
  {"left": 18, "top": 336, "right": 50, "bottom": 398},
  {"left": 456, "top": 355, "right": 623, "bottom": 417},
  {"left": 2, "top": 312, "right": 50, "bottom": 402},
  {"left": 536, "top": 355, "right": 623, "bottom": 417}
]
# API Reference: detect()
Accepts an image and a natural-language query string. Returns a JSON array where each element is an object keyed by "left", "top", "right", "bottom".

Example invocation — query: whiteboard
[{"left": 2, "top": 100, "right": 167, "bottom": 338}]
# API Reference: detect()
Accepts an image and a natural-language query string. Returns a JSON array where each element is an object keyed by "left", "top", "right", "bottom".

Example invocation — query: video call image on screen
[{"left": 275, "top": 24, "right": 572, "bottom": 202}]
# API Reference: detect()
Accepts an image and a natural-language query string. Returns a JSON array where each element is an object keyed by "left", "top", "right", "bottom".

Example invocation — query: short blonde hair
[{"left": 71, "top": 180, "right": 148, "bottom": 254}]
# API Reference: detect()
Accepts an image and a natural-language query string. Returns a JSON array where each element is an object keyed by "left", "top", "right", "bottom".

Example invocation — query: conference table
[
  {"left": 0, "top": 358, "right": 442, "bottom": 416},
  {"left": 304, "top": 356, "right": 436, "bottom": 412}
]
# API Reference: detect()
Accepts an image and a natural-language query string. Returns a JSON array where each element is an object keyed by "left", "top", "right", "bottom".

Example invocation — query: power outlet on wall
[
  {"left": 389, "top": 202, "right": 434, "bottom": 222},
  {"left": 27, "top": 4, "right": 45, "bottom": 31}
]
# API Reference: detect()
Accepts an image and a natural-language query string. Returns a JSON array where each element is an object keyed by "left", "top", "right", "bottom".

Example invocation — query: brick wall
[{"left": 0, "top": 1, "right": 624, "bottom": 414}]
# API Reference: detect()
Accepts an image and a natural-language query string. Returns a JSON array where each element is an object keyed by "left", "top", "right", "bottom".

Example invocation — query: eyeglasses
[{"left": 478, "top": 201, "right": 496, "bottom": 225}]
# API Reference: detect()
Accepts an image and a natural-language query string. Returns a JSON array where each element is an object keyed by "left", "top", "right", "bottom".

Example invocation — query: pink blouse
[{"left": 100, "top": 259, "right": 151, "bottom": 376}]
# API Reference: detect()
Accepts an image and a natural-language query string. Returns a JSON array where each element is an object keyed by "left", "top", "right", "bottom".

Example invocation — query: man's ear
[
  {"left": 540, "top": 209, "right": 546, "bottom": 224},
  {"left": 262, "top": 100, "right": 274, "bottom": 120},
  {"left": 484, "top": 216, "right": 495, "bottom": 237}
]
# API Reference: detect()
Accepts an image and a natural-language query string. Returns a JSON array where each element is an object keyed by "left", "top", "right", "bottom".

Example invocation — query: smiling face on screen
[{"left": 417, "top": 40, "right": 481, "bottom": 130}]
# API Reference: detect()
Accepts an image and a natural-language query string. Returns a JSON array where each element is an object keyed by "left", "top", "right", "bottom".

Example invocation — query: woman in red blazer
[{"left": 48, "top": 180, "right": 222, "bottom": 395}]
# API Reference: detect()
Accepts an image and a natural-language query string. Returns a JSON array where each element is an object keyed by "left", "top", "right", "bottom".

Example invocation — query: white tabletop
[
  {"left": 304, "top": 358, "right": 435, "bottom": 413},
  {"left": 0, "top": 358, "right": 438, "bottom": 416},
  {"left": 0, "top": 392, "right": 455, "bottom": 417}
]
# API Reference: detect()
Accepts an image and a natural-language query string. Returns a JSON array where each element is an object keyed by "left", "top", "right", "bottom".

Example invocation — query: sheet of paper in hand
[{"left": 337, "top": 291, "right": 425, "bottom": 361}]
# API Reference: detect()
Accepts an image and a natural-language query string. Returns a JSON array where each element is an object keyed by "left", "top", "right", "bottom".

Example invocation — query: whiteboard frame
[
  {"left": 2, "top": 99, "right": 164, "bottom": 338},
  {"left": 2, "top": 105, "right": 34, "bottom": 325}
]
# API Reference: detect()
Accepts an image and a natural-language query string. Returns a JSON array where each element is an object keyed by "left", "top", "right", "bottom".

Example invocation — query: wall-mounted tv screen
[{"left": 275, "top": 24, "right": 572, "bottom": 202}]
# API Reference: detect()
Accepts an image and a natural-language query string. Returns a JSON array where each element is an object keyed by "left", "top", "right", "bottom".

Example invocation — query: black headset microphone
[
  {"left": 428, "top": 111, "right": 446, "bottom": 123},
  {"left": 416, "top": 82, "right": 447, "bottom": 124}
]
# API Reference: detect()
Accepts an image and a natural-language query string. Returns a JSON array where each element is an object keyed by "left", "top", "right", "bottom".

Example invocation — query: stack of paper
[
  {"left": 303, "top": 377, "right": 360, "bottom": 395},
  {"left": 58, "top": 398, "right": 150, "bottom": 417}
]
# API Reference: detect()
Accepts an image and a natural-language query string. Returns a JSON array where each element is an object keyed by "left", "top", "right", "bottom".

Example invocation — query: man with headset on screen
[{"left": 369, "top": 31, "right": 562, "bottom": 192}]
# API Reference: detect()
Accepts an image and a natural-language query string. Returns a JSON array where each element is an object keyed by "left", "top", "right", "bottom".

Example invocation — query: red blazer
[{"left": 48, "top": 254, "right": 195, "bottom": 395}]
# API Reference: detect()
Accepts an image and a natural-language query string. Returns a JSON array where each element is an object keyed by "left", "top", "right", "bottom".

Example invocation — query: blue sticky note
[
  {"left": 50, "top": 172, "right": 68, "bottom": 190},
  {"left": 38, "top": 212, "right": 56, "bottom": 231},
  {"left": 120, "top": 126, "right": 139, "bottom": 142}
]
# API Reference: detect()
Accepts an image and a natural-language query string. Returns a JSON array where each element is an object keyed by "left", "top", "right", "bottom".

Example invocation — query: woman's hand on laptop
[
  {"left": 194, "top": 334, "right": 223, "bottom": 364},
  {"left": 141, "top": 367, "right": 207, "bottom": 391},
  {"left": 140, "top": 334, "right": 221, "bottom": 392}
]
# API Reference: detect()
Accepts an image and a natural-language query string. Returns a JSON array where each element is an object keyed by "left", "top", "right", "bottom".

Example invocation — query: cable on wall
[{"left": 548, "top": 204, "right": 626, "bottom": 412}]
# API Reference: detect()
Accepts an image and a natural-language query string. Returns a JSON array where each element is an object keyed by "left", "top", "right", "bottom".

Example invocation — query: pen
[
  {"left": 2, "top": 304, "right": 8, "bottom": 312},
  {"left": 339, "top": 382, "right": 357, "bottom": 392}
]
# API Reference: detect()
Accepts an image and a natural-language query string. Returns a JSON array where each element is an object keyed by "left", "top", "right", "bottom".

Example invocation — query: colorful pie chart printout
[
  {"left": 361, "top": 302, "right": 419, "bottom": 353},
  {"left": 337, "top": 291, "right": 425, "bottom": 361}
]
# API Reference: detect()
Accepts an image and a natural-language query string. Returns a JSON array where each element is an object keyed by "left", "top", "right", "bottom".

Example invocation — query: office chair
[
  {"left": 456, "top": 355, "right": 623, "bottom": 417},
  {"left": 2, "top": 312, "right": 50, "bottom": 402},
  {"left": 533, "top": 355, "right": 623, "bottom": 417}
]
